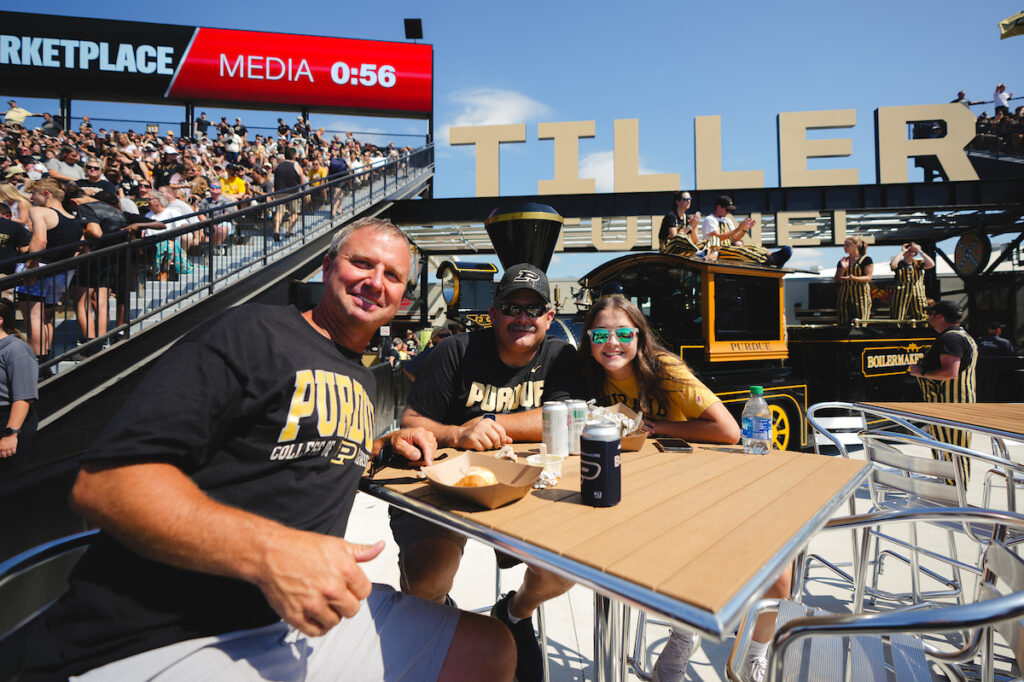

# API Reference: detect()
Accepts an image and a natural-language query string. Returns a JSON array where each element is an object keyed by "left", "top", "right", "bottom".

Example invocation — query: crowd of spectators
[
  {"left": 1, "top": 100, "right": 417, "bottom": 217},
  {"left": 948, "top": 87, "right": 1024, "bottom": 157},
  {"left": 0, "top": 99, "right": 421, "bottom": 372}
]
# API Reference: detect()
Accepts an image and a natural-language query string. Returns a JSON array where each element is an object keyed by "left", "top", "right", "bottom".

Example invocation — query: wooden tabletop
[
  {"left": 859, "top": 402, "right": 1024, "bottom": 441},
  {"left": 362, "top": 442, "right": 869, "bottom": 638}
]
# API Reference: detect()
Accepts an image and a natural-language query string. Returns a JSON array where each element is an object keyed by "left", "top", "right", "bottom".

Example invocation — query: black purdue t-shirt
[
  {"left": 23, "top": 305, "right": 377, "bottom": 680},
  {"left": 407, "top": 327, "right": 583, "bottom": 424}
]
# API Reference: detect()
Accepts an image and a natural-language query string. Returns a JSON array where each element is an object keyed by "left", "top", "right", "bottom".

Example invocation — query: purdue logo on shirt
[
  {"left": 466, "top": 379, "right": 545, "bottom": 412},
  {"left": 275, "top": 370, "right": 374, "bottom": 465}
]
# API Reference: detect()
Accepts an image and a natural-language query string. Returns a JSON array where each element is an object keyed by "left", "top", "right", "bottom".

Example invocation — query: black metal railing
[{"left": 0, "top": 145, "right": 434, "bottom": 378}]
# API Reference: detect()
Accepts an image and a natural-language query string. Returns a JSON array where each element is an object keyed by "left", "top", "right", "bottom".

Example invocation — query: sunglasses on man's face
[
  {"left": 498, "top": 302, "right": 548, "bottom": 318},
  {"left": 86, "top": 166, "right": 101, "bottom": 171},
  {"left": 587, "top": 327, "right": 639, "bottom": 344}
]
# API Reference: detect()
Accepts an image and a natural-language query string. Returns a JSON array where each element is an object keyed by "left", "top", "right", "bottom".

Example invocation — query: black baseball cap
[
  {"left": 494, "top": 263, "right": 551, "bottom": 304},
  {"left": 715, "top": 195, "right": 736, "bottom": 210},
  {"left": 924, "top": 300, "right": 962, "bottom": 322}
]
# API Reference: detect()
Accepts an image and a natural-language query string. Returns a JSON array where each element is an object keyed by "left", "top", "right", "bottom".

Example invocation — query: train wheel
[{"left": 770, "top": 404, "right": 791, "bottom": 451}]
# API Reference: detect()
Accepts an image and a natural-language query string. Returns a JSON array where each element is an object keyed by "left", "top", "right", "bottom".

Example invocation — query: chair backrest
[
  {"left": 807, "top": 402, "right": 932, "bottom": 459},
  {"left": 980, "top": 540, "right": 1024, "bottom": 670},
  {"left": 0, "top": 529, "right": 98, "bottom": 681},
  {"left": 808, "top": 403, "right": 867, "bottom": 457},
  {"left": 861, "top": 432, "right": 964, "bottom": 508}
]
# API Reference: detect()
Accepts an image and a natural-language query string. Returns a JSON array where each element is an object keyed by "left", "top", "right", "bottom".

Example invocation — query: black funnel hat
[{"left": 484, "top": 203, "right": 563, "bottom": 271}]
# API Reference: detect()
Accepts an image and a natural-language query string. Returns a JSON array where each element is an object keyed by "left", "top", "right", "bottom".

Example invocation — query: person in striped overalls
[
  {"left": 834, "top": 237, "right": 873, "bottom": 326},
  {"left": 909, "top": 300, "right": 978, "bottom": 484},
  {"left": 889, "top": 242, "right": 935, "bottom": 322}
]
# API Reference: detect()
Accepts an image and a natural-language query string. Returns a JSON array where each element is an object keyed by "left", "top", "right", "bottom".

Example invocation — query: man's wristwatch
[{"left": 1, "top": 427, "right": 20, "bottom": 436}]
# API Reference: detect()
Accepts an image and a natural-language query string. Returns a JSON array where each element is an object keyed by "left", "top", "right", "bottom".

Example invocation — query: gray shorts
[{"left": 71, "top": 584, "right": 460, "bottom": 682}]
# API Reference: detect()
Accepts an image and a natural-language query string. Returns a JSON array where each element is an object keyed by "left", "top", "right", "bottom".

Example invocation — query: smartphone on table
[{"left": 654, "top": 438, "right": 693, "bottom": 453}]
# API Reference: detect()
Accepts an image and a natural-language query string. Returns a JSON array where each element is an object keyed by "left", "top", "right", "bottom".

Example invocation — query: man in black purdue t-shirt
[
  {"left": 21, "top": 219, "right": 513, "bottom": 682},
  {"left": 397, "top": 263, "right": 582, "bottom": 682}
]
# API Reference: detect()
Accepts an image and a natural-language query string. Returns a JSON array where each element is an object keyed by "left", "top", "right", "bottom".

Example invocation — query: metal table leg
[{"left": 593, "top": 593, "right": 623, "bottom": 681}]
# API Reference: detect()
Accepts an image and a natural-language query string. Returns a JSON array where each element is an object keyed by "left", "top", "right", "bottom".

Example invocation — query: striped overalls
[
  {"left": 916, "top": 327, "right": 978, "bottom": 484},
  {"left": 836, "top": 256, "right": 872, "bottom": 326},
  {"left": 890, "top": 260, "right": 927, "bottom": 321}
]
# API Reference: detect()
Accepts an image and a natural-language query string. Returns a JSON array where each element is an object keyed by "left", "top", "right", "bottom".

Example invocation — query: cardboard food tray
[
  {"left": 605, "top": 403, "right": 648, "bottom": 451},
  {"left": 423, "top": 452, "right": 542, "bottom": 509}
]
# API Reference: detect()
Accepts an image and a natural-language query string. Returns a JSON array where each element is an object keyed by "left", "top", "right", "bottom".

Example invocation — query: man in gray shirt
[{"left": 44, "top": 147, "right": 85, "bottom": 183}]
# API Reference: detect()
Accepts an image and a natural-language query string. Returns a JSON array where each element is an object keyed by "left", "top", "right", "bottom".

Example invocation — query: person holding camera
[{"left": 889, "top": 242, "right": 935, "bottom": 322}]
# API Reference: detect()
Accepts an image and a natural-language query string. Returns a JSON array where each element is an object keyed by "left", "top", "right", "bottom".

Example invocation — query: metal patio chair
[
  {"left": 859, "top": 430, "right": 1024, "bottom": 606},
  {"left": 728, "top": 508, "right": 1024, "bottom": 682},
  {"left": 799, "top": 403, "right": 935, "bottom": 597}
]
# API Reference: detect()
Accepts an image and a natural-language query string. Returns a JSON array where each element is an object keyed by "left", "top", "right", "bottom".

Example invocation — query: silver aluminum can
[
  {"left": 566, "top": 399, "right": 588, "bottom": 456},
  {"left": 580, "top": 420, "right": 621, "bottom": 507},
  {"left": 542, "top": 401, "right": 569, "bottom": 458}
]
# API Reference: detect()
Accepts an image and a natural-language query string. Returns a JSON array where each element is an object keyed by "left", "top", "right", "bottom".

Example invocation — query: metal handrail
[{"left": 2, "top": 145, "right": 433, "bottom": 377}]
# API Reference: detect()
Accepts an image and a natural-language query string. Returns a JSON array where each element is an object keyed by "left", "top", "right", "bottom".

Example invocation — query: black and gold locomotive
[{"left": 438, "top": 203, "right": 939, "bottom": 452}]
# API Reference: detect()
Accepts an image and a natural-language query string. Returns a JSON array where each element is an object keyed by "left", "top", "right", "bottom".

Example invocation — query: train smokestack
[{"left": 484, "top": 202, "right": 563, "bottom": 271}]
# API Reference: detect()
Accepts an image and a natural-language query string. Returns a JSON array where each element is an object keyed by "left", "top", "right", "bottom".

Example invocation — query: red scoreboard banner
[{"left": 0, "top": 12, "right": 433, "bottom": 117}]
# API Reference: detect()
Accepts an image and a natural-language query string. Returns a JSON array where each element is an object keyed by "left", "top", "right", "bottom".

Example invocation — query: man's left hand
[{"left": 384, "top": 427, "right": 437, "bottom": 466}]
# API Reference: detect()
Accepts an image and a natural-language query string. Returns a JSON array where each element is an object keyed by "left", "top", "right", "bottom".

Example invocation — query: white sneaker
[
  {"left": 652, "top": 628, "right": 697, "bottom": 682},
  {"left": 741, "top": 654, "right": 768, "bottom": 682}
]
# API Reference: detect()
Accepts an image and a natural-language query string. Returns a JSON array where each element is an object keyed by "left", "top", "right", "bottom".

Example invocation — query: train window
[
  {"left": 714, "top": 274, "right": 780, "bottom": 341},
  {"left": 647, "top": 267, "right": 703, "bottom": 341},
  {"left": 598, "top": 264, "right": 703, "bottom": 341}
]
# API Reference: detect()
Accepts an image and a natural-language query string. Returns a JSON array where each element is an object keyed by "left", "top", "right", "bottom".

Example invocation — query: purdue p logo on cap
[
  {"left": 512, "top": 269, "right": 541, "bottom": 284},
  {"left": 494, "top": 263, "right": 551, "bottom": 303}
]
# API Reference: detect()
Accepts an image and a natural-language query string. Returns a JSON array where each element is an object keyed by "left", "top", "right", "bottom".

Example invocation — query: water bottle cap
[{"left": 750, "top": 386, "right": 764, "bottom": 395}]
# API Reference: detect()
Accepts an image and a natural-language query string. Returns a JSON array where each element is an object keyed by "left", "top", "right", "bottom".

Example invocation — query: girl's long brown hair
[{"left": 580, "top": 295, "right": 695, "bottom": 412}]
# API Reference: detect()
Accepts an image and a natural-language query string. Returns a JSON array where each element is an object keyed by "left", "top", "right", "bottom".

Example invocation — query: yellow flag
[{"left": 1000, "top": 10, "right": 1024, "bottom": 39}]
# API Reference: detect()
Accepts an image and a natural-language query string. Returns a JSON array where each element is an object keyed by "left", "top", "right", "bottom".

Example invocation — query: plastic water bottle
[{"left": 741, "top": 386, "right": 772, "bottom": 455}]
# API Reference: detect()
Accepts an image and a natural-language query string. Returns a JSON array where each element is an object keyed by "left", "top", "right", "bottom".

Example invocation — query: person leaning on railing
[
  {"left": 14, "top": 179, "right": 83, "bottom": 373},
  {"left": 65, "top": 185, "right": 160, "bottom": 350}
]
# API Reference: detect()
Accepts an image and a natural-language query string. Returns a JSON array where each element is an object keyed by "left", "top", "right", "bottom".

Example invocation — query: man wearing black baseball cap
[
  {"left": 393, "top": 262, "right": 583, "bottom": 681},
  {"left": 909, "top": 300, "right": 978, "bottom": 483}
]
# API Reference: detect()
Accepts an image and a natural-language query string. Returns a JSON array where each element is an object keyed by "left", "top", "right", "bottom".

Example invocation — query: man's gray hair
[
  {"left": 146, "top": 191, "right": 167, "bottom": 205},
  {"left": 326, "top": 217, "right": 417, "bottom": 285}
]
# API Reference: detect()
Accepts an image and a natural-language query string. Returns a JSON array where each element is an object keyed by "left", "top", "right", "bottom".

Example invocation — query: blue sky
[{"left": 5, "top": 1, "right": 1023, "bottom": 277}]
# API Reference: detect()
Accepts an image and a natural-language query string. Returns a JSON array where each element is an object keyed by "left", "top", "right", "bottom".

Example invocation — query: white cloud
[
  {"left": 578, "top": 150, "right": 673, "bottom": 194},
  {"left": 579, "top": 151, "right": 614, "bottom": 193},
  {"left": 439, "top": 88, "right": 550, "bottom": 145}
]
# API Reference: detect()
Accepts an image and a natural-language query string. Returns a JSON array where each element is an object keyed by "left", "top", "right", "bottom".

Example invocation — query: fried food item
[{"left": 454, "top": 465, "right": 499, "bottom": 487}]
